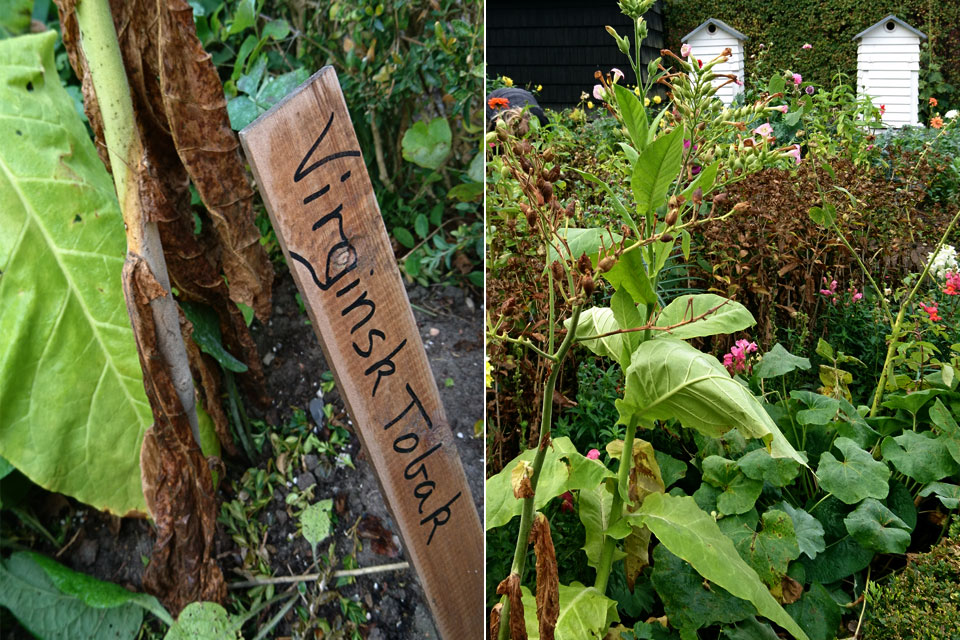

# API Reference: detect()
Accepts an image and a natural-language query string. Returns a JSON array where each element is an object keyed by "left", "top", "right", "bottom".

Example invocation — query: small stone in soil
[
  {"left": 76, "top": 538, "right": 98, "bottom": 566},
  {"left": 295, "top": 471, "right": 316, "bottom": 491},
  {"left": 303, "top": 454, "right": 319, "bottom": 472},
  {"left": 429, "top": 327, "right": 440, "bottom": 336},
  {"left": 262, "top": 351, "right": 276, "bottom": 366},
  {"left": 275, "top": 510, "right": 288, "bottom": 526},
  {"left": 309, "top": 397, "right": 325, "bottom": 428}
]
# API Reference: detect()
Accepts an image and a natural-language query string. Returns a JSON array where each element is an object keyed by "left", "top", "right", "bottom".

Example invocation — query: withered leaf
[
  {"left": 623, "top": 525, "right": 652, "bottom": 591},
  {"left": 496, "top": 573, "right": 528, "bottom": 640},
  {"left": 606, "top": 438, "right": 665, "bottom": 507},
  {"left": 779, "top": 574, "right": 804, "bottom": 605},
  {"left": 528, "top": 513, "right": 559, "bottom": 640},
  {"left": 357, "top": 514, "right": 400, "bottom": 558},
  {"left": 511, "top": 460, "right": 535, "bottom": 499},
  {"left": 490, "top": 602, "right": 503, "bottom": 640}
]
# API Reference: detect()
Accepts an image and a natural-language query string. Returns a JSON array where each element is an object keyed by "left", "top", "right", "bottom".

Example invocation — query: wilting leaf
[
  {"left": 301, "top": 498, "right": 334, "bottom": 555},
  {"left": 511, "top": 460, "right": 535, "bottom": 499},
  {"left": 650, "top": 545, "right": 754, "bottom": 632},
  {"left": 843, "top": 498, "right": 911, "bottom": 554},
  {"left": 0, "top": 31, "right": 153, "bottom": 516},
  {"left": 402, "top": 117, "right": 451, "bottom": 170},
  {"left": 631, "top": 493, "right": 809, "bottom": 640},
  {"left": 529, "top": 513, "right": 559, "bottom": 640},
  {"left": 784, "top": 583, "right": 843, "bottom": 640},
  {"left": 653, "top": 294, "right": 755, "bottom": 341},
  {"left": 624, "top": 525, "right": 652, "bottom": 591},
  {"left": 490, "top": 603, "right": 503, "bottom": 640},
  {"left": 618, "top": 339, "right": 805, "bottom": 465},
  {"left": 520, "top": 582, "right": 618, "bottom": 640},
  {"left": 816, "top": 437, "right": 890, "bottom": 504},
  {"left": 0, "top": 552, "right": 146, "bottom": 639},
  {"left": 702, "top": 456, "right": 762, "bottom": 515},
  {"left": 754, "top": 344, "right": 810, "bottom": 379},
  {"left": 607, "top": 438, "right": 665, "bottom": 505},
  {"left": 881, "top": 431, "right": 960, "bottom": 483},
  {"left": 497, "top": 573, "right": 528, "bottom": 640},
  {"left": 774, "top": 502, "right": 825, "bottom": 560},
  {"left": 487, "top": 437, "right": 613, "bottom": 530},
  {"left": 163, "top": 601, "right": 236, "bottom": 640},
  {"left": 357, "top": 514, "right": 400, "bottom": 558},
  {"left": 737, "top": 449, "right": 800, "bottom": 487}
]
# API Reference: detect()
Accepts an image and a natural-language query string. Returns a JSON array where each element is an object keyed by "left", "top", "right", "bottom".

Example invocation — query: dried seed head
[
  {"left": 597, "top": 255, "right": 617, "bottom": 272},
  {"left": 550, "top": 260, "right": 564, "bottom": 281},
  {"left": 544, "top": 165, "right": 561, "bottom": 182},
  {"left": 519, "top": 156, "right": 533, "bottom": 174},
  {"left": 543, "top": 147, "right": 555, "bottom": 162},
  {"left": 519, "top": 140, "right": 533, "bottom": 155},
  {"left": 577, "top": 252, "right": 593, "bottom": 275},
  {"left": 664, "top": 208, "right": 678, "bottom": 227},
  {"left": 660, "top": 233, "right": 674, "bottom": 243},
  {"left": 565, "top": 200, "right": 577, "bottom": 216},
  {"left": 692, "top": 187, "right": 703, "bottom": 206},
  {"left": 732, "top": 202, "right": 750, "bottom": 213},
  {"left": 581, "top": 274, "right": 595, "bottom": 297},
  {"left": 540, "top": 180, "right": 554, "bottom": 201},
  {"left": 713, "top": 192, "right": 728, "bottom": 205}
]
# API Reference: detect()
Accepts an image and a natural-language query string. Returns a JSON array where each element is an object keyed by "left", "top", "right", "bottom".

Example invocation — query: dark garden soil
[{"left": 3, "top": 270, "right": 483, "bottom": 640}]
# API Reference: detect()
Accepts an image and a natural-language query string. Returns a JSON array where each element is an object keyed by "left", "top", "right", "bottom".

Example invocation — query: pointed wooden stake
[{"left": 239, "top": 67, "right": 483, "bottom": 639}]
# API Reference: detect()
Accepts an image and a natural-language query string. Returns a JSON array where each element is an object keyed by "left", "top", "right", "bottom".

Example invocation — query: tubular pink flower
[
  {"left": 593, "top": 84, "right": 606, "bottom": 101},
  {"left": 611, "top": 68, "right": 624, "bottom": 82},
  {"left": 787, "top": 144, "right": 801, "bottom": 164},
  {"left": 753, "top": 123, "right": 773, "bottom": 137},
  {"left": 681, "top": 43, "right": 692, "bottom": 57},
  {"left": 802, "top": 43, "right": 812, "bottom": 50}
]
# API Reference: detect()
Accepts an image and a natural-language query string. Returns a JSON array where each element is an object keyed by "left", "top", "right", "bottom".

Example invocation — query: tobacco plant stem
[
  {"left": 594, "top": 417, "right": 638, "bottom": 595},
  {"left": 497, "top": 305, "right": 583, "bottom": 640},
  {"left": 75, "top": 0, "right": 201, "bottom": 444}
]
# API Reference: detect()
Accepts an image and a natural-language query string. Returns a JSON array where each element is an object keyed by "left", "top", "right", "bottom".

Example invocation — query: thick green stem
[
  {"left": 594, "top": 417, "right": 638, "bottom": 594},
  {"left": 497, "top": 305, "right": 582, "bottom": 640},
  {"left": 75, "top": 0, "right": 201, "bottom": 445}
]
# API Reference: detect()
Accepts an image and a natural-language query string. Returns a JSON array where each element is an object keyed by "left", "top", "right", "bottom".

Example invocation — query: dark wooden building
[{"left": 487, "top": 0, "right": 666, "bottom": 110}]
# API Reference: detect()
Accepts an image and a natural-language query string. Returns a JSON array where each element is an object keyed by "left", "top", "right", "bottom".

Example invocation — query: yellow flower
[
  {"left": 644, "top": 98, "right": 650, "bottom": 107},
  {"left": 653, "top": 95, "right": 662, "bottom": 104},
  {"left": 485, "top": 357, "right": 493, "bottom": 387},
  {"left": 570, "top": 108, "right": 583, "bottom": 121},
  {"left": 502, "top": 76, "right": 513, "bottom": 87},
  {"left": 536, "top": 84, "right": 543, "bottom": 92},
  {"left": 587, "top": 101, "right": 595, "bottom": 109},
  {"left": 634, "top": 87, "right": 641, "bottom": 97}
]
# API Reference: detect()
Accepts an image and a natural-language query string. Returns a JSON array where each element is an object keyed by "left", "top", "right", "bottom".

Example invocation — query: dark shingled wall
[{"left": 487, "top": 0, "right": 666, "bottom": 110}]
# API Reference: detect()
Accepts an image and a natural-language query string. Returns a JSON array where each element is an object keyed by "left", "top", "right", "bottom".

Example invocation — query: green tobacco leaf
[
  {"left": 0, "top": 552, "right": 143, "bottom": 639},
  {"left": 738, "top": 449, "right": 800, "bottom": 487},
  {"left": 0, "top": 32, "right": 153, "bottom": 516},
  {"left": 615, "top": 84, "right": 648, "bottom": 151},
  {"left": 930, "top": 399, "right": 960, "bottom": 464},
  {"left": 775, "top": 502, "right": 825, "bottom": 560},
  {"left": 807, "top": 203, "right": 836, "bottom": 227},
  {"left": 26, "top": 552, "right": 172, "bottom": 624},
  {"left": 843, "top": 498, "right": 911, "bottom": 554},
  {"left": 0, "top": 0, "right": 31, "bottom": 37},
  {"left": 654, "top": 294, "right": 755, "bottom": 340},
  {"left": 611, "top": 287, "right": 643, "bottom": 357},
  {"left": 633, "top": 493, "right": 810, "bottom": 640},
  {"left": 651, "top": 544, "right": 754, "bottom": 632},
  {"left": 579, "top": 482, "right": 627, "bottom": 569},
  {"left": 570, "top": 307, "right": 630, "bottom": 366},
  {"left": 521, "top": 582, "right": 618, "bottom": 640},
  {"left": 547, "top": 227, "right": 622, "bottom": 263},
  {"left": 885, "top": 479, "right": 916, "bottom": 531},
  {"left": 724, "top": 510, "right": 801, "bottom": 590},
  {"left": 816, "top": 437, "right": 890, "bottom": 504},
  {"left": 656, "top": 451, "right": 687, "bottom": 489},
  {"left": 919, "top": 482, "right": 960, "bottom": 509},
  {"left": 784, "top": 583, "right": 843, "bottom": 640},
  {"left": 300, "top": 498, "right": 333, "bottom": 555},
  {"left": 180, "top": 301, "right": 247, "bottom": 372},
  {"left": 602, "top": 249, "right": 658, "bottom": 307},
  {"left": 486, "top": 437, "right": 613, "bottom": 530},
  {"left": 164, "top": 601, "right": 236, "bottom": 640},
  {"left": 881, "top": 431, "right": 959, "bottom": 483},
  {"left": 401, "top": 117, "right": 451, "bottom": 170},
  {"left": 702, "top": 456, "right": 762, "bottom": 515},
  {"left": 754, "top": 344, "right": 811, "bottom": 379},
  {"left": 631, "top": 126, "right": 684, "bottom": 215},
  {"left": 618, "top": 339, "right": 805, "bottom": 465}
]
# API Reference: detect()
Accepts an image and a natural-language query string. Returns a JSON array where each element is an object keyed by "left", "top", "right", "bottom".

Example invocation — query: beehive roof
[
  {"left": 853, "top": 15, "right": 927, "bottom": 41},
  {"left": 682, "top": 18, "right": 747, "bottom": 43}
]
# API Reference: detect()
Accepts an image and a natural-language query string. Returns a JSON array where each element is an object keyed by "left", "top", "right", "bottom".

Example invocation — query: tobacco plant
[{"left": 485, "top": 4, "right": 812, "bottom": 638}]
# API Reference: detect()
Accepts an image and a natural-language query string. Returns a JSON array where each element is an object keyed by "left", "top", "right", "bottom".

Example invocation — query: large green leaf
[
  {"left": 400, "top": 117, "right": 451, "bottom": 170},
  {"left": 654, "top": 294, "right": 755, "bottom": 340},
  {"left": 0, "top": 551, "right": 144, "bottom": 639},
  {"left": 0, "top": 32, "right": 152, "bottom": 515},
  {"left": 601, "top": 249, "right": 658, "bottom": 307},
  {"left": 521, "top": 582, "right": 618, "bottom": 640},
  {"left": 486, "top": 437, "right": 613, "bottom": 529},
  {"left": 754, "top": 344, "right": 811, "bottom": 379},
  {"left": 775, "top": 502, "right": 825, "bottom": 560},
  {"left": 547, "top": 227, "right": 623, "bottom": 263},
  {"left": 843, "top": 498, "right": 911, "bottom": 554},
  {"left": 930, "top": 398, "right": 960, "bottom": 464},
  {"left": 919, "top": 482, "right": 960, "bottom": 509},
  {"left": 816, "top": 437, "right": 890, "bottom": 504},
  {"left": 579, "top": 481, "right": 627, "bottom": 569},
  {"left": 614, "top": 84, "right": 648, "bottom": 151},
  {"left": 618, "top": 339, "right": 805, "bottom": 465},
  {"left": 631, "top": 126, "right": 684, "bottom": 215},
  {"left": 737, "top": 448, "right": 800, "bottom": 487},
  {"left": 631, "top": 493, "right": 810, "bottom": 640},
  {"left": 881, "top": 431, "right": 960, "bottom": 483},
  {"left": 801, "top": 536, "right": 872, "bottom": 583},
  {"left": 784, "top": 583, "right": 843, "bottom": 640},
  {"left": 724, "top": 509, "right": 801, "bottom": 591},
  {"left": 702, "top": 456, "right": 762, "bottom": 515},
  {"left": 570, "top": 307, "right": 630, "bottom": 365}
]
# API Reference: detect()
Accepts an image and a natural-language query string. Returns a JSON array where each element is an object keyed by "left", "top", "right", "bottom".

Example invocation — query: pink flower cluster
[
  {"left": 945, "top": 271, "right": 960, "bottom": 296},
  {"left": 820, "top": 277, "right": 863, "bottom": 304},
  {"left": 723, "top": 339, "right": 758, "bottom": 375}
]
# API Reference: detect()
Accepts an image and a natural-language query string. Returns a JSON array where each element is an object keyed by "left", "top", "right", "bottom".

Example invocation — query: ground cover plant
[
  {"left": 0, "top": 0, "right": 483, "bottom": 637},
  {"left": 485, "top": 3, "right": 960, "bottom": 638}
]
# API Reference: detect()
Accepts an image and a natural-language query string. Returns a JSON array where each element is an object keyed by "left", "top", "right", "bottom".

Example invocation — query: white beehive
[
  {"left": 853, "top": 15, "right": 926, "bottom": 128},
  {"left": 682, "top": 18, "right": 747, "bottom": 105}
]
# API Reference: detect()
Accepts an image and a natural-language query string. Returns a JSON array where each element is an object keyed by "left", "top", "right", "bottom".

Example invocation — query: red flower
[
  {"left": 920, "top": 302, "right": 942, "bottom": 323},
  {"left": 559, "top": 491, "right": 575, "bottom": 512},
  {"left": 880, "top": 104, "right": 886, "bottom": 115},
  {"left": 488, "top": 96, "right": 510, "bottom": 110},
  {"left": 697, "top": 58, "right": 703, "bottom": 69}
]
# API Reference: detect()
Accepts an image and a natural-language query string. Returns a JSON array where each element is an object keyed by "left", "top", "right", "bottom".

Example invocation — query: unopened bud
[
  {"left": 581, "top": 274, "right": 595, "bottom": 297},
  {"left": 598, "top": 255, "right": 617, "bottom": 272},
  {"left": 664, "top": 208, "right": 678, "bottom": 227},
  {"left": 550, "top": 261, "right": 564, "bottom": 281}
]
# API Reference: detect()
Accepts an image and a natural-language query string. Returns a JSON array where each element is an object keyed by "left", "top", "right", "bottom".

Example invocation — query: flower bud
[{"left": 664, "top": 208, "right": 678, "bottom": 227}]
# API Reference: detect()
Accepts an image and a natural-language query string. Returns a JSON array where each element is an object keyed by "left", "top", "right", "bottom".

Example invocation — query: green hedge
[{"left": 664, "top": 0, "right": 960, "bottom": 114}]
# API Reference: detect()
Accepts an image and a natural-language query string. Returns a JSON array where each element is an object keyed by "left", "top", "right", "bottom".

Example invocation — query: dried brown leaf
[
  {"left": 528, "top": 513, "right": 559, "bottom": 640},
  {"left": 125, "top": 256, "right": 225, "bottom": 614},
  {"left": 158, "top": 0, "right": 273, "bottom": 320},
  {"left": 495, "top": 573, "right": 528, "bottom": 640},
  {"left": 623, "top": 525, "right": 651, "bottom": 591},
  {"left": 511, "top": 460, "right": 535, "bottom": 499},
  {"left": 489, "top": 603, "right": 503, "bottom": 640},
  {"left": 779, "top": 574, "right": 804, "bottom": 605},
  {"left": 357, "top": 514, "right": 400, "bottom": 558}
]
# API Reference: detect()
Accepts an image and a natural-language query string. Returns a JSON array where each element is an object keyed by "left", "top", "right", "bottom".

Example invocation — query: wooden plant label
[{"left": 238, "top": 67, "right": 483, "bottom": 638}]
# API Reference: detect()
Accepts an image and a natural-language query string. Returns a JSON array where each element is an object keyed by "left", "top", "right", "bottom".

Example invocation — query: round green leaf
[
  {"left": 843, "top": 498, "right": 911, "bottom": 554},
  {"left": 164, "top": 601, "right": 236, "bottom": 640},
  {"left": 702, "top": 456, "right": 763, "bottom": 515},
  {"left": 816, "top": 437, "right": 890, "bottom": 504},
  {"left": 775, "top": 502, "right": 825, "bottom": 560},
  {"left": 784, "top": 583, "right": 843, "bottom": 640},
  {"left": 754, "top": 344, "right": 811, "bottom": 379},
  {"left": 401, "top": 117, "right": 451, "bottom": 170},
  {"left": 881, "top": 431, "right": 960, "bottom": 483},
  {"left": 738, "top": 448, "right": 800, "bottom": 487}
]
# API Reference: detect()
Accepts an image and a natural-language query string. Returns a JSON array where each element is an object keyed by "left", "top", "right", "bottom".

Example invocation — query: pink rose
[{"left": 587, "top": 449, "right": 600, "bottom": 460}]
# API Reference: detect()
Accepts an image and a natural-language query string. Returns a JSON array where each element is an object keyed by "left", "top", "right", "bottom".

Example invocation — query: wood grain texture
[{"left": 239, "top": 67, "right": 483, "bottom": 639}]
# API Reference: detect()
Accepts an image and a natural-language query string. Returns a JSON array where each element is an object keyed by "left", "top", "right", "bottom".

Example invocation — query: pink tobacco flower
[
  {"left": 611, "top": 68, "right": 624, "bottom": 82},
  {"left": 753, "top": 123, "right": 774, "bottom": 137},
  {"left": 792, "top": 73, "right": 802, "bottom": 86},
  {"left": 778, "top": 105, "right": 789, "bottom": 114},
  {"left": 681, "top": 43, "right": 692, "bottom": 57},
  {"left": 802, "top": 43, "right": 813, "bottom": 50},
  {"left": 787, "top": 144, "right": 802, "bottom": 164},
  {"left": 593, "top": 84, "right": 606, "bottom": 101},
  {"left": 587, "top": 449, "right": 600, "bottom": 460}
]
